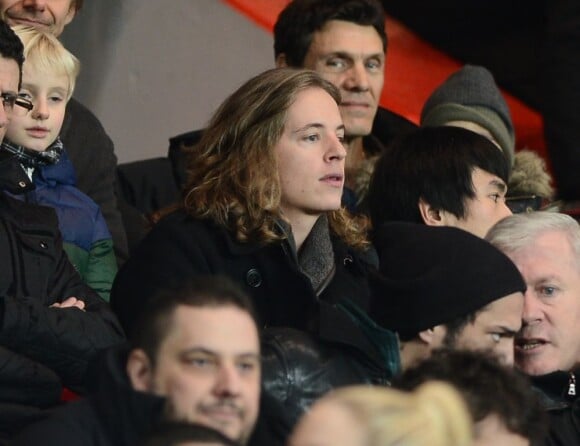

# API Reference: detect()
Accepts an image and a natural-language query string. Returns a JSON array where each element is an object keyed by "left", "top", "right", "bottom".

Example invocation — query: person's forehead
[
  {"left": 164, "top": 305, "right": 259, "bottom": 352},
  {"left": 310, "top": 20, "right": 384, "bottom": 55},
  {"left": 0, "top": 56, "right": 19, "bottom": 91},
  {"left": 471, "top": 167, "right": 504, "bottom": 186},
  {"left": 516, "top": 230, "right": 577, "bottom": 270},
  {"left": 22, "top": 65, "right": 70, "bottom": 87}
]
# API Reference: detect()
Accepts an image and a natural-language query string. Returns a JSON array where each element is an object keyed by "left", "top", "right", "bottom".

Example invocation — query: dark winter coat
[
  {"left": 11, "top": 346, "right": 166, "bottom": 446},
  {"left": 0, "top": 153, "right": 125, "bottom": 439},
  {"left": 23, "top": 149, "right": 117, "bottom": 300},
  {"left": 111, "top": 210, "right": 376, "bottom": 335},
  {"left": 532, "top": 370, "right": 580, "bottom": 446}
]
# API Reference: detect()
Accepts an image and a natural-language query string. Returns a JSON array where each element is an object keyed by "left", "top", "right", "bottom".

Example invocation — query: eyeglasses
[
  {"left": 1, "top": 93, "right": 33, "bottom": 116},
  {"left": 505, "top": 195, "right": 547, "bottom": 214}
]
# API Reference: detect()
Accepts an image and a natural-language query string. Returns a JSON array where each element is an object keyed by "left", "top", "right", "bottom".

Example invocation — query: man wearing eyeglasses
[
  {"left": 0, "top": 21, "right": 124, "bottom": 442},
  {"left": 0, "top": 23, "right": 23, "bottom": 142}
]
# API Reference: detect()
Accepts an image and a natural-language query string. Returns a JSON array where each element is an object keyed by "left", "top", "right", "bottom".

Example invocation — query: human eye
[
  {"left": 184, "top": 354, "right": 216, "bottom": 370},
  {"left": 538, "top": 285, "right": 557, "bottom": 297},
  {"left": 1, "top": 92, "right": 16, "bottom": 107},
  {"left": 489, "top": 193, "right": 502, "bottom": 203},
  {"left": 236, "top": 358, "right": 258, "bottom": 374},
  {"left": 18, "top": 91, "right": 32, "bottom": 101},
  {"left": 326, "top": 57, "right": 348, "bottom": 71},
  {"left": 303, "top": 133, "right": 320, "bottom": 143},
  {"left": 490, "top": 333, "right": 502, "bottom": 343},
  {"left": 365, "top": 58, "right": 383, "bottom": 72},
  {"left": 49, "top": 94, "right": 64, "bottom": 104}
]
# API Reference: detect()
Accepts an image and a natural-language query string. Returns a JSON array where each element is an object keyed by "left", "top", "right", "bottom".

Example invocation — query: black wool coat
[{"left": 111, "top": 209, "right": 376, "bottom": 334}]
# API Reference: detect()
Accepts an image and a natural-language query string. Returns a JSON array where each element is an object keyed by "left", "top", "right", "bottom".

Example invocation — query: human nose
[
  {"left": 31, "top": 98, "right": 49, "bottom": 120},
  {"left": 325, "top": 134, "right": 347, "bottom": 162},
  {"left": 343, "top": 62, "right": 370, "bottom": 92},
  {"left": 213, "top": 363, "right": 241, "bottom": 397},
  {"left": 522, "top": 289, "right": 542, "bottom": 325},
  {"left": 499, "top": 199, "right": 512, "bottom": 218},
  {"left": 22, "top": 0, "right": 46, "bottom": 10}
]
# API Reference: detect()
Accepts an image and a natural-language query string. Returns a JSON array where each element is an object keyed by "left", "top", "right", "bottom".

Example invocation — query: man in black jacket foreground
[
  {"left": 13, "top": 277, "right": 287, "bottom": 446},
  {"left": 0, "top": 20, "right": 124, "bottom": 442},
  {"left": 487, "top": 212, "right": 580, "bottom": 446}
]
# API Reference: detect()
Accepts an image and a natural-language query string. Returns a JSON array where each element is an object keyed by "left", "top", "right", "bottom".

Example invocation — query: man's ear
[
  {"left": 126, "top": 349, "right": 154, "bottom": 392},
  {"left": 418, "top": 325, "right": 446, "bottom": 348},
  {"left": 63, "top": 5, "right": 76, "bottom": 28},
  {"left": 276, "top": 53, "right": 289, "bottom": 68},
  {"left": 418, "top": 198, "right": 445, "bottom": 226},
  {"left": 418, "top": 327, "right": 436, "bottom": 345}
]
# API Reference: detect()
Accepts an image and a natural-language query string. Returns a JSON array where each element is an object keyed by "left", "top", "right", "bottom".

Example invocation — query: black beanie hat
[
  {"left": 421, "top": 65, "right": 515, "bottom": 167},
  {"left": 369, "top": 222, "right": 526, "bottom": 337}
]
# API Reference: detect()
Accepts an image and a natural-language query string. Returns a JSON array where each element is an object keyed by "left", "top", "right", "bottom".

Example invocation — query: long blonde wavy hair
[{"left": 183, "top": 68, "right": 369, "bottom": 248}]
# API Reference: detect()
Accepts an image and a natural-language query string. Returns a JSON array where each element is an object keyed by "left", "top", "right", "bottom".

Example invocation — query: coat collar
[{"left": 0, "top": 152, "right": 34, "bottom": 195}]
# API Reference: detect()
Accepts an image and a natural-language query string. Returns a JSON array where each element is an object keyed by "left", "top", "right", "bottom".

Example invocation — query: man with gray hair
[{"left": 486, "top": 212, "right": 580, "bottom": 445}]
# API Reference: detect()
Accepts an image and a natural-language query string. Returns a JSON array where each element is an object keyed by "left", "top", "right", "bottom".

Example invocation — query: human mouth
[
  {"left": 319, "top": 173, "right": 344, "bottom": 188},
  {"left": 5, "top": 15, "right": 50, "bottom": 28},
  {"left": 515, "top": 337, "right": 548, "bottom": 353},
  {"left": 341, "top": 101, "right": 370, "bottom": 109},
  {"left": 26, "top": 127, "right": 50, "bottom": 138}
]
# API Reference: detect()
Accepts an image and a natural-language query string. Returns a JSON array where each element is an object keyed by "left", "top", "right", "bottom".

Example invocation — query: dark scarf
[
  {"left": 1, "top": 137, "right": 63, "bottom": 168},
  {"left": 279, "top": 214, "right": 336, "bottom": 295}
]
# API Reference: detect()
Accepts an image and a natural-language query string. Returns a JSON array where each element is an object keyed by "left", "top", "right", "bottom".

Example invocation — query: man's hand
[{"left": 50, "top": 297, "right": 86, "bottom": 312}]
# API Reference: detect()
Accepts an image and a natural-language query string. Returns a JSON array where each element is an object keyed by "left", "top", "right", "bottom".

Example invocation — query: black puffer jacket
[{"left": 0, "top": 153, "right": 125, "bottom": 439}]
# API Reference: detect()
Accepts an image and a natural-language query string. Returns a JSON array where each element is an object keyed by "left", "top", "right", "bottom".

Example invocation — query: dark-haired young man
[
  {"left": 368, "top": 222, "right": 525, "bottom": 368},
  {"left": 395, "top": 349, "right": 546, "bottom": 446},
  {"left": 367, "top": 126, "right": 512, "bottom": 238},
  {"left": 0, "top": 0, "right": 128, "bottom": 263},
  {"left": 13, "top": 277, "right": 262, "bottom": 446}
]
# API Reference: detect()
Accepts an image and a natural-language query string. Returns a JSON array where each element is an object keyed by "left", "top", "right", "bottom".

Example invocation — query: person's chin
[
  {"left": 342, "top": 119, "right": 373, "bottom": 138},
  {"left": 516, "top": 357, "right": 555, "bottom": 376}
]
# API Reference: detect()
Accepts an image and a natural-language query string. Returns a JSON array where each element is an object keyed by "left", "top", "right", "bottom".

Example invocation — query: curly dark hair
[{"left": 394, "top": 349, "right": 547, "bottom": 445}]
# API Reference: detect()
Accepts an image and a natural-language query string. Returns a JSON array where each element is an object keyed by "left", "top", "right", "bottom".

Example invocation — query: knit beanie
[
  {"left": 369, "top": 222, "right": 526, "bottom": 337},
  {"left": 421, "top": 65, "right": 515, "bottom": 167}
]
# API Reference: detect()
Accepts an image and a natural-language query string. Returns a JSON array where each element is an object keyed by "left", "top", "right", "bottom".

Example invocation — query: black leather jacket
[{"left": 261, "top": 300, "right": 401, "bottom": 430}]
